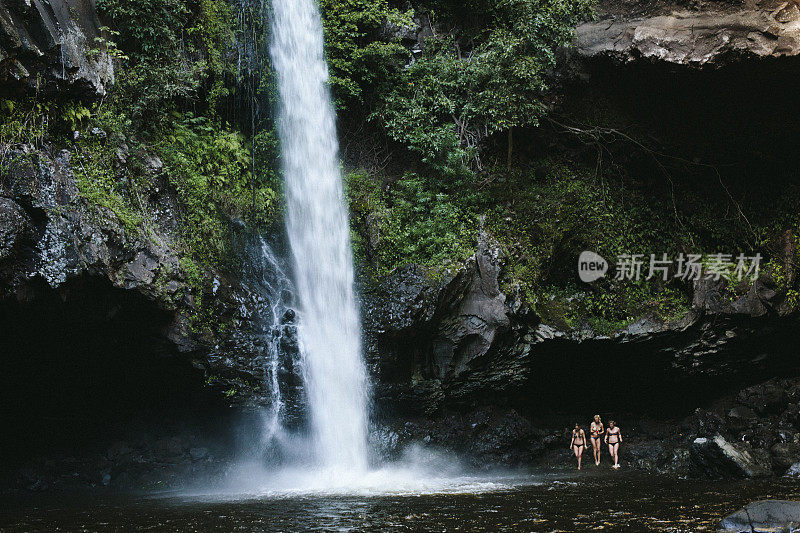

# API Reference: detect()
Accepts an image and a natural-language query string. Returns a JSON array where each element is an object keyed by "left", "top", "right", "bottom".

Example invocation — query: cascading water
[
  {"left": 217, "top": 0, "right": 506, "bottom": 496},
  {"left": 269, "top": 0, "right": 369, "bottom": 472},
  {"left": 253, "top": 238, "right": 292, "bottom": 453}
]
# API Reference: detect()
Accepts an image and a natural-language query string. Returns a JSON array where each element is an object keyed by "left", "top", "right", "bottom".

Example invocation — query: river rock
[
  {"left": 772, "top": 443, "right": 800, "bottom": 471},
  {"left": 785, "top": 462, "right": 800, "bottom": 478},
  {"left": 739, "top": 381, "right": 790, "bottom": 416},
  {"left": 718, "top": 500, "right": 800, "bottom": 532},
  {"left": 690, "top": 435, "right": 772, "bottom": 478}
]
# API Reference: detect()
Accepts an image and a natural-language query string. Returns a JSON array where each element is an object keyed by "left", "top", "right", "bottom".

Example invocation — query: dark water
[{"left": 1, "top": 473, "right": 798, "bottom": 532}]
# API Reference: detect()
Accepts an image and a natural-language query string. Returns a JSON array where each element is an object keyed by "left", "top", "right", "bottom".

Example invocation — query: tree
[{"left": 376, "top": 0, "right": 593, "bottom": 175}]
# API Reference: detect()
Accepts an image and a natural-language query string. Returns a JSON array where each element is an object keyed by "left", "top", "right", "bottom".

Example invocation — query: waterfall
[
  {"left": 254, "top": 238, "right": 292, "bottom": 452},
  {"left": 269, "top": 0, "right": 369, "bottom": 471}
]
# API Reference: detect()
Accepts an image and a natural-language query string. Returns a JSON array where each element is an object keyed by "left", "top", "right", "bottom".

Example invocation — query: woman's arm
[{"left": 618, "top": 429, "right": 622, "bottom": 443}]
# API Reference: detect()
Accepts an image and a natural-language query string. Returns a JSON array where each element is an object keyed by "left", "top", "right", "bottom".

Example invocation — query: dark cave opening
[
  {"left": 553, "top": 55, "right": 800, "bottom": 170},
  {"left": 521, "top": 317, "right": 800, "bottom": 426},
  {"left": 0, "top": 276, "right": 233, "bottom": 468}
]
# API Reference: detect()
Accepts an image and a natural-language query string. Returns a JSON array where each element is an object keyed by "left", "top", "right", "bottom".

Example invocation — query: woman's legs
[
  {"left": 573, "top": 445, "right": 584, "bottom": 469},
  {"left": 592, "top": 437, "right": 601, "bottom": 465},
  {"left": 612, "top": 443, "right": 620, "bottom": 467}
]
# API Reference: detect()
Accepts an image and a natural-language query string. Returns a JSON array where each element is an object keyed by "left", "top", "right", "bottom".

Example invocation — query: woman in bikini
[
  {"left": 590, "top": 415, "right": 604, "bottom": 466},
  {"left": 605, "top": 420, "right": 622, "bottom": 468},
  {"left": 570, "top": 423, "right": 587, "bottom": 470}
]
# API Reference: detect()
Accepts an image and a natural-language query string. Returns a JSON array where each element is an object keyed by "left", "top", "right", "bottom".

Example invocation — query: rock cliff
[
  {"left": 362, "top": 229, "right": 800, "bottom": 473},
  {"left": 0, "top": 0, "right": 114, "bottom": 96},
  {"left": 574, "top": 0, "right": 800, "bottom": 66}
]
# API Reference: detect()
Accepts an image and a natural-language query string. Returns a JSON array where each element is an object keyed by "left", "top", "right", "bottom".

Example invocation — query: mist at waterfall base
[
  {"left": 199, "top": 0, "right": 516, "bottom": 497},
  {"left": 199, "top": 237, "right": 518, "bottom": 498}
]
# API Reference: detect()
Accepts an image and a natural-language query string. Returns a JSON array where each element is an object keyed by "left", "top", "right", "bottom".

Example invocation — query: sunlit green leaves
[{"left": 319, "top": 0, "right": 411, "bottom": 111}]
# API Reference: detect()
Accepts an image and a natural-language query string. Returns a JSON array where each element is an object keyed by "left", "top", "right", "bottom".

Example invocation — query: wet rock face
[
  {"left": 365, "top": 227, "right": 800, "bottom": 412},
  {"left": 574, "top": 0, "right": 800, "bottom": 67},
  {"left": 389, "top": 407, "right": 549, "bottom": 468},
  {"left": 0, "top": 143, "right": 270, "bottom": 407},
  {"left": 363, "top": 234, "right": 532, "bottom": 416},
  {"left": 1, "top": 145, "right": 183, "bottom": 316},
  {"left": 432, "top": 243, "right": 509, "bottom": 381},
  {"left": 0, "top": 0, "right": 114, "bottom": 96},
  {"left": 363, "top": 226, "right": 800, "bottom": 470},
  {"left": 718, "top": 500, "right": 800, "bottom": 533},
  {"left": 0, "top": 196, "right": 33, "bottom": 263}
]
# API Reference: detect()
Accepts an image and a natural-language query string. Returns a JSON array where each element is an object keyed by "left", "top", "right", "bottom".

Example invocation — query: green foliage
[
  {"left": 319, "top": 0, "right": 411, "bottom": 111},
  {"left": 0, "top": 98, "right": 50, "bottom": 147},
  {"left": 347, "top": 171, "right": 478, "bottom": 276},
  {"left": 95, "top": 0, "right": 194, "bottom": 122},
  {"left": 61, "top": 102, "right": 92, "bottom": 132},
  {"left": 156, "top": 114, "right": 279, "bottom": 266},
  {"left": 484, "top": 162, "right": 675, "bottom": 294},
  {"left": 86, "top": 0, "right": 279, "bottom": 278},
  {"left": 348, "top": 158, "right": 696, "bottom": 333},
  {"left": 375, "top": 0, "right": 593, "bottom": 175},
  {"left": 378, "top": 44, "right": 475, "bottom": 178},
  {"left": 88, "top": 27, "right": 129, "bottom": 61},
  {"left": 191, "top": 0, "right": 236, "bottom": 111},
  {"left": 484, "top": 162, "right": 693, "bottom": 330},
  {"left": 0, "top": 1, "right": 277, "bottom": 339},
  {"left": 72, "top": 136, "right": 144, "bottom": 235},
  {"left": 96, "top": 0, "right": 236, "bottom": 123},
  {"left": 535, "top": 280, "right": 690, "bottom": 336}
]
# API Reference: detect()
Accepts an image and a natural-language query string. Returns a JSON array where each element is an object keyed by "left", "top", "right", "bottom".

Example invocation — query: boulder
[
  {"left": 785, "top": 462, "right": 800, "bottom": 478},
  {"left": 718, "top": 500, "right": 800, "bottom": 533},
  {"left": 690, "top": 435, "right": 772, "bottom": 478},
  {"left": 739, "top": 381, "right": 789, "bottom": 416},
  {"left": 771, "top": 442, "right": 800, "bottom": 472}
]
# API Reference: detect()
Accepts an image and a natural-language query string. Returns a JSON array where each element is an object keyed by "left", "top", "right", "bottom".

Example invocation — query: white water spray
[{"left": 270, "top": 0, "right": 369, "bottom": 472}]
